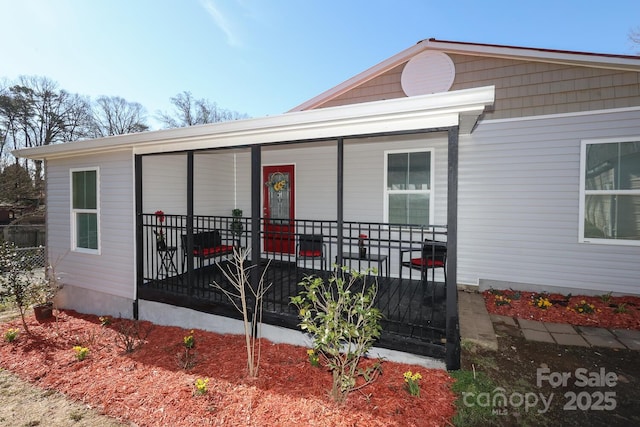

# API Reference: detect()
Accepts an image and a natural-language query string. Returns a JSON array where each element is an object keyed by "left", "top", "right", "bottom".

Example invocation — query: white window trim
[
  {"left": 579, "top": 137, "right": 640, "bottom": 247},
  {"left": 383, "top": 148, "right": 435, "bottom": 226},
  {"left": 70, "top": 167, "right": 101, "bottom": 254}
]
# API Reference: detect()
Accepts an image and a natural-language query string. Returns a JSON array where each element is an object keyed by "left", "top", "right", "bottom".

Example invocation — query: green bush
[{"left": 291, "top": 266, "right": 383, "bottom": 402}]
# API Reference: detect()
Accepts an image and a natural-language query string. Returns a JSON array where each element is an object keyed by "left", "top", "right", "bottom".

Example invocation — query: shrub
[
  {"left": 291, "top": 266, "right": 383, "bottom": 402},
  {"left": 211, "top": 247, "right": 271, "bottom": 378},
  {"left": 0, "top": 242, "right": 40, "bottom": 334},
  {"left": 4, "top": 328, "right": 19, "bottom": 343},
  {"left": 114, "top": 318, "right": 153, "bottom": 353}
]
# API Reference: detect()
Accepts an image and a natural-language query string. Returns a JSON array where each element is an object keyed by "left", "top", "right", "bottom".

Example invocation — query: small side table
[
  {"left": 157, "top": 246, "right": 179, "bottom": 279},
  {"left": 338, "top": 252, "right": 388, "bottom": 277}
]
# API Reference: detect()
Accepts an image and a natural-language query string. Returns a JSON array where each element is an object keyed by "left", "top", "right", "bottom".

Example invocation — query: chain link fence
[
  {"left": 1, "top": 225, "right": 47, "bottom": 271},
  {"left": 12, "top": 246, "right": 46, "bottom": 270}
]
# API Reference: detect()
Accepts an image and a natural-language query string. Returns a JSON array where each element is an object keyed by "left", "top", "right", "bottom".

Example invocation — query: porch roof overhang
[{"left": 14, "top": 85, "right": 494, "bottom": 160}]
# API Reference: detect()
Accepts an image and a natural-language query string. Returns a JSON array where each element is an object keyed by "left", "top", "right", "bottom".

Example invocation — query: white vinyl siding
[
  {"left": 142, "top": 154, "right": 187, "bottom": 215},
  {"left": 344, "top": 134, "right": 448, "bottom": 225},
  {"left": 458, "top": 108, "right": 640, "bottom": 295},
  {"left": 47, "top": 150, "right": 135, "bottom": 300},
  {"left": 262, "top": 141, "right": 338, "bottom": 220}
]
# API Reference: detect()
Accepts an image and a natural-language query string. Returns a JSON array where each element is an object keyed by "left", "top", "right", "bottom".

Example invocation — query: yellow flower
[
  {"left": 194, "top": 378, "right": 209, "bottom": 395},
  {"left": 403, "top": 371, "right": 422, "bottom": 396},
  {"left": 72, "top": 346, "right": 89, "bottom": 360}
]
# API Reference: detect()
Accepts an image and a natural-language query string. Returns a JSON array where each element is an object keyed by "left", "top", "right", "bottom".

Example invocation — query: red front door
[{"left": 263, "top": 164, "right": 295, "bottom": 254}]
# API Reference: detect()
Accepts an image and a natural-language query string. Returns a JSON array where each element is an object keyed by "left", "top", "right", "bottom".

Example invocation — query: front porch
[
  {"left": 138, "top": 214, "right": 451, "bottom": 360},
  {"left": 131, "top": 92, "right": 491, "bottom": 369}
]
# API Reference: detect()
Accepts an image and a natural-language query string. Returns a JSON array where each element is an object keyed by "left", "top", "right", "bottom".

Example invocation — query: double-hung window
[
  {"left": 580, "top": 138, "right": 640, "bottom": 245},
  {"left": 384, "top": 149, "right": 433, "bottom": 226},
  {"left": 71, "top": 168, "right": 99, "bottom": 252}
]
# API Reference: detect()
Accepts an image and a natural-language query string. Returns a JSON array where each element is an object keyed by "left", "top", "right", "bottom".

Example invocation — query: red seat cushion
[
  {"left": 299, "top": 250, "right": 323, "bottom": 257},
  {"left": 194, "top": 245, "right": 234, "bottom": 257},
  {"left": 410, "top": 258, "right": 444, "bottom": 268}
]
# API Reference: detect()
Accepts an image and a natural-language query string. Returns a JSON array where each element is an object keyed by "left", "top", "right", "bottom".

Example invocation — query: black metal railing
[{"left": 139, "top": 213, "right": 450, "bottom": 359}]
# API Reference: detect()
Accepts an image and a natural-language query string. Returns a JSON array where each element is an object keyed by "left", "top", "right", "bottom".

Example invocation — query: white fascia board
[
  {"left": 14, "top": 85, "right": 495, "bottom": 160},
  {"left": 134, "top": 112, "right": 460, "bottom": 155}
]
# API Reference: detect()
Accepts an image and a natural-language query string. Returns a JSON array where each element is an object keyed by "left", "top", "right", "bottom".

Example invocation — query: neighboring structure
[
  {"left": 0, "top": 204, "right": 17, "bottom": 225},
  {"left": 14, "top": 39, "right": 640, "bottom": 368}
]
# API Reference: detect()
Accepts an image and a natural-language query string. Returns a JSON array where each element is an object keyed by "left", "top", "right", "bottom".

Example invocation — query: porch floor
[{"left": 138, "top": 259, "right": 448, "bottom": 359}]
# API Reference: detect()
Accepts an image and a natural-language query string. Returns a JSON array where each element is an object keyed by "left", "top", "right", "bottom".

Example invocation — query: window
[
  {"left": 71, "top": 168, "right": 99, "bottom": 252},
  {"left": 580, "top": 138, "right": 640, "bottom": 245},
  {"left": 384, "top": 149, "right": 433, "bottom": 226}
]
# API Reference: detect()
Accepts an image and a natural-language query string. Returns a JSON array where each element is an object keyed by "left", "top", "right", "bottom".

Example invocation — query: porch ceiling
[{"left": 14, "top": 86, "right": 494, "bottom": 160}]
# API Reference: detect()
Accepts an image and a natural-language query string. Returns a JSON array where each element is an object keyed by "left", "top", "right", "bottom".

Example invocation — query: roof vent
[{"left": 401, "top": 51, "right": 455, "bottom": 96}]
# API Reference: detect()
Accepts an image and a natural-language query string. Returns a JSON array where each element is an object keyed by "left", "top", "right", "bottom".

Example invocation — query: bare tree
[
  {"left": 0, "top": 76, "right": 94, "bottom": 193},
  {"left": 156, "top": 91, "right": 248, "bottom": 128},
  {"left": 629, "top": 27, "right": 640, "bottom": 53},
  {"left": 63, "top": 93, "right": 93, "bottom": 142},
  {"left": 89, "top": 96, "right": 149, "bottom": 137},
  {"left": 0, "top": 82, "right": 12, "bottom": 164}
]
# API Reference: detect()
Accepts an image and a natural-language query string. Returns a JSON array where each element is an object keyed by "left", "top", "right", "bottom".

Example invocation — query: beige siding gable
[
  {"left": 318, "top": 53, "right": 640, "bottom": 120},
  {"left": 322, "top": 63, "right": 406, "bottom": 108}
]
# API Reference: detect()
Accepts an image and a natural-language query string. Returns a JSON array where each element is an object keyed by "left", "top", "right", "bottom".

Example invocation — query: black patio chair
[
  {"left": 401, "top": 239, "right": 447, "bottom": 300},
  {"left": 296, "top": 234, "right": 326, "bottom": 270}
]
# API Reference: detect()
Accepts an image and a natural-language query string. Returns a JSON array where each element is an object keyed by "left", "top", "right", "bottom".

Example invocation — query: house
[{"left": 14, "top": 39, "right": 640, "bottom": 370}]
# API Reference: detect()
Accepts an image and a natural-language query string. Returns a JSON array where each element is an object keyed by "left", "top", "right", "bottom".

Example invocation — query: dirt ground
[
  {"left": 0, "top": 368, "right": 129, "bottom": 427},
  {"left": 0, "top": 308, "right": 129, "bottom": 427},
  {"left": 462, "top": 318, "right": 640, "bottom": 426}
]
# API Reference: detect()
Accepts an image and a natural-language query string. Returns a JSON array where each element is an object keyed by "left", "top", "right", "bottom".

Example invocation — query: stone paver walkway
[{"left": 495, "top": 315, "right": 640, "bottom": 350}]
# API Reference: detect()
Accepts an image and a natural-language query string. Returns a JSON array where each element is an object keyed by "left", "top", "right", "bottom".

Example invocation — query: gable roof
[{"left": 290, "top": 38, "right": 640, "bottom": 112}]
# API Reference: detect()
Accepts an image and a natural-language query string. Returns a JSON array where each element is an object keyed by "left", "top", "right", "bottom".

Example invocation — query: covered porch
[{"left": 134, "top": 86, "right": 495, "bottom": 369}]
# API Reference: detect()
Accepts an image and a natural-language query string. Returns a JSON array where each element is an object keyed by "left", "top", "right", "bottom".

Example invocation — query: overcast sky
[{"left": 2, "top": 0, "right": 639, "bottom": 129}]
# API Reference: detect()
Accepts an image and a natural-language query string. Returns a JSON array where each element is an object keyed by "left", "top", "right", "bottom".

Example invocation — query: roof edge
[{"left": 14, "top": 86, "right": 495, "bottom": 160}]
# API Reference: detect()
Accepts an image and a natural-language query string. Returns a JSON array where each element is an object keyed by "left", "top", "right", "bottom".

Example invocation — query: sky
[{"left": 1, "top": 0, "right": 639, "bottom": 129}]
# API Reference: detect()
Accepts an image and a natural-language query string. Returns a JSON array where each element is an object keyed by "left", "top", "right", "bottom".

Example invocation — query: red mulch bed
[
  {"left": 0, "top": 311, "right": 456, "bottom": 426},
  {"left": 483, "top": 289, "right": 640, "bottom": 330}
]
